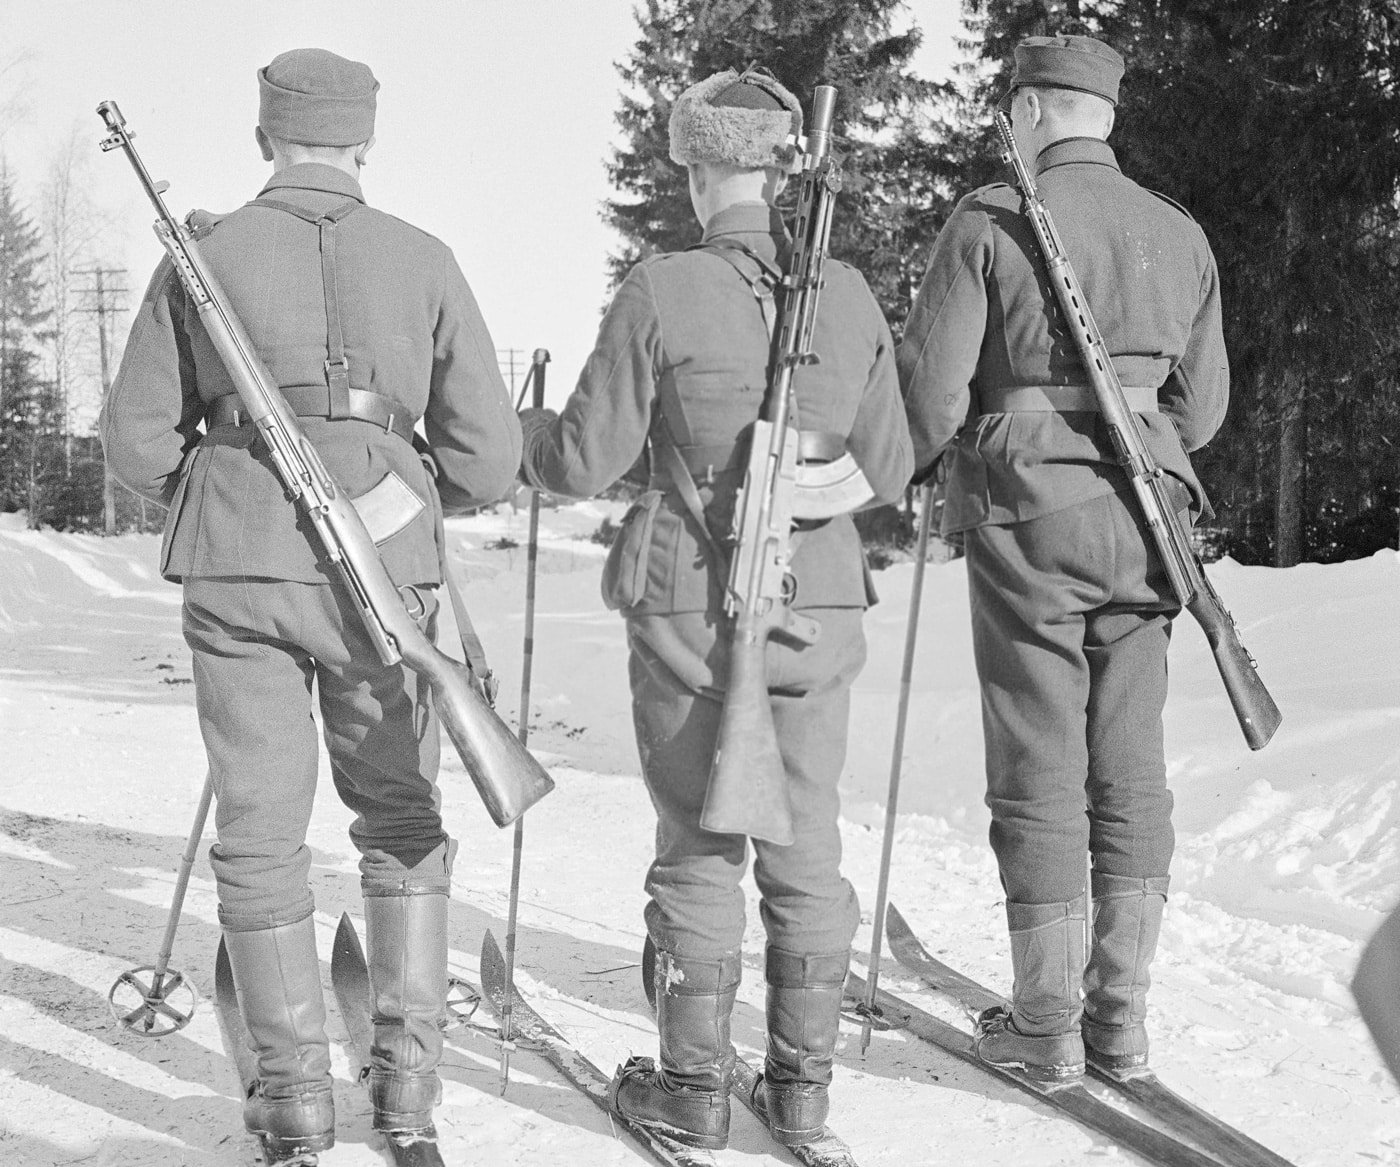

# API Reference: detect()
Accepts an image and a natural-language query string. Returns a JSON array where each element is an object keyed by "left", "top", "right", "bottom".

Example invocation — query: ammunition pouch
[{"left": 601, "top": 489, "right": 664, "bottom": 612}]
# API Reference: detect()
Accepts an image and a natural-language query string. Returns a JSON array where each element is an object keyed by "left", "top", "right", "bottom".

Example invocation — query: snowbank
[{"left": 0, "top": 508, "right": 1395, "bottom": 1165}]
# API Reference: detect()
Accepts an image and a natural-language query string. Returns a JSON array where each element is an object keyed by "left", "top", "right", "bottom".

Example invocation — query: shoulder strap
[
  {"left": 687, "top": 238, "right": 782, "bottom": 339},
  {"left": 249, "top": 197, "right": 362, "bottom": 418}
]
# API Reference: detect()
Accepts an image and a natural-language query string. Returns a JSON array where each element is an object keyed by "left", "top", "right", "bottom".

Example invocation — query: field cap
[
  {"left": 258, "top": 48, "right": 378, "bottom": 146},
  {"left": 669, "top": 65, "right": 803, "bottom": 173},
  {"left": 1009, "top": 34, "right": 1124, "bottom": 106}
]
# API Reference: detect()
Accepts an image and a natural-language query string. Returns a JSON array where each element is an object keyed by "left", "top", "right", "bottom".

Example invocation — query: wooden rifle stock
[
  {"left": 993, "top": 111, "right": 1280, "bottom": 750},
  {"left": 699, "top": 85, "right": 840, "bottom": 843},
  {"left": 704, "top": 613, "right": 793, "bottom": 840},
  {"left": 98, "top": 100, "right": 555, "bottom": 824}
]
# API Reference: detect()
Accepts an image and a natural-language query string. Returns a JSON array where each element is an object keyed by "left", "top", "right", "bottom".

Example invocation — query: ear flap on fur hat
[{"left": 668, "top": 68, "right": 803, "bottom": 173}]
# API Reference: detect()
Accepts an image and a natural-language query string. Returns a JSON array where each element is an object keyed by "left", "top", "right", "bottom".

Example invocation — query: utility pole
[
  {"left": 74, "top": 266, "right": 128, "bottom": 535},
  {"left": 497, "top": 348, "right": 524, "bottom": 400}
]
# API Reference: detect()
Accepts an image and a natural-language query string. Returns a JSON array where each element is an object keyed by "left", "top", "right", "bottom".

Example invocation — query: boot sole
[
  {"left": 621, "top": 1114, "right": 727, "bottom": 1151},
  {"left": 977, "top": 1054, "right": 1085, "bottom": 1084}
]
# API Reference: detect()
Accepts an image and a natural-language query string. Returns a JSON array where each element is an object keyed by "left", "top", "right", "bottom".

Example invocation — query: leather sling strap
[
  {"left": 413, "top": 437, "right": 497, "bottom": 702},
  {"left": 653, "top": 381, "right": 728, "bottom": 566}
]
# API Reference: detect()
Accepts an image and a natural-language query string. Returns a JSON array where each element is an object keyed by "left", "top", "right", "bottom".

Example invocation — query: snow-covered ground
[{"left": 0, "top": 501, "right": 1396, "bottom": 1166}]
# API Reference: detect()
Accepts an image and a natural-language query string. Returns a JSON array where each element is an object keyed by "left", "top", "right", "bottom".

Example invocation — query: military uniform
[
  {"left": 899, "top": 36, "right": 1228, "bottom": 1079},
  {"left": 520, "top": 68, "right": 911, "bottom": 1150},
  {"left": 101, "top": 49, "right": 519, "bottom": 1162}
]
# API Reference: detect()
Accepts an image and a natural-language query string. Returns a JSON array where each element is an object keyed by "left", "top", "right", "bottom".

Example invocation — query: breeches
[
  {"left": 183, "top": 577, "right": 448, "bottom": 929},
  {"left": 625, "top": 609, "right": 865, "bottom": 961},
  {"left": 964, "top": 492, "right": 1180, "bottom": 904}
]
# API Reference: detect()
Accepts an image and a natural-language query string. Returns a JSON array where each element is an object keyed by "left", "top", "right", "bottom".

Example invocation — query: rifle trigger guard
[{"left": 399, "top": 583, "right": 428, "bottom": 623}]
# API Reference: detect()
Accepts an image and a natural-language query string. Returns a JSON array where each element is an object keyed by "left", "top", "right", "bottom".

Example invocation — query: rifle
[
  {"left": 97, "top": 100, "right": 555, "bottom": 824},
  {"left": 701, "top": 85, "right": 872, "bottom": 843},
  {"left": 993, "top": 111, "right": 1281, "bottom": 751}
]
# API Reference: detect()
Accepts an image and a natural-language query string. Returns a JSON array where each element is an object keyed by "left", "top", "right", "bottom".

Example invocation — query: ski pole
[
  {"left": 859, "top": 483, "right": 935, "bottom": 1054},
  {"left": 499, "top": 346, "right": 549, "bottom": 1094},
  {"left": 108, "top": 771, "right": 213, "bottom": 1036}
]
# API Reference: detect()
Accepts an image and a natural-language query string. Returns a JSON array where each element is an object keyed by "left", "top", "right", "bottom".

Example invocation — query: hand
[{"left": 518, "top": 407, "right": 558, "bottom": 445}]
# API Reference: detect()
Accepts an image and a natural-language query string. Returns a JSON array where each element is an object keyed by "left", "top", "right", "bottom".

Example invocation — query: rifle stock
[
  {"left": 1186, "top": 585, "right": 1279, "bottom": 751},
  {"left": 98, "top": 99, "right": 554, "bottom": 825},
  {"left": 993, "top": 111, "right": 1280, "bottom": 752},
  {"left": 703, "top": 615, "right": 793, "bottom": 843}
]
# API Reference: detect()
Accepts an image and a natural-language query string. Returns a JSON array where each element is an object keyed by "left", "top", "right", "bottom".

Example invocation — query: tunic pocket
[
  {"left": 600, "top": 490, "right": 663, "bottom": 612},
  {"left": 158, "top": 446, "right": 203, "bottom": 582}
]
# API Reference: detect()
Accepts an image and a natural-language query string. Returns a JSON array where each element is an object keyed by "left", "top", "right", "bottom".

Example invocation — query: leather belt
[
  {"left": 206, "top": 387, "right": 416, "bottom": 444},
  {"left": 978, "top": 384, "right": 1159, "bottom": 415},
  {"left": 657, "top": 429, "right": 848, "bottom": 484}
]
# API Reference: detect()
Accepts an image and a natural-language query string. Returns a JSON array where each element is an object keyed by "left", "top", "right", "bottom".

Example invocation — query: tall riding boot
[
  {"left": 974, "top": 895, "right": 1087, "bottom": 1082},
  {"left": 363, "top": 890, "right": 448, "bottom": 1139},
  {"left": 1082, "top": 872, "right": 1169, "bottom": 1075},
  {"left": 751, "top": 947, "right": 848, "bottom": 1146},
  {"left": 610, "top": 947, "right": 741, "bottom": 1150},
  {"left": 222, "top": 914, "right": 335, "bottom": 1163}
]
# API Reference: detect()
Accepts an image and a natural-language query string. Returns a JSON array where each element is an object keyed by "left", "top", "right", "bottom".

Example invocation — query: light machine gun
[
  {"left": 993, "top": 110, "right": 1281, "bottom": 751},
  {"left": 701, "top": 85, "right": 874, "bottom": 844},
  {"left": 98, "top": 100, "right": 555, "bottom": 825}
]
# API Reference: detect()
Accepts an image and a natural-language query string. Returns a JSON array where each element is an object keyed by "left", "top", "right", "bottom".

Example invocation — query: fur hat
[
  {"left": 258, "top": 48, "right": 378, "bottom": 147},
  {"left": 668, "top": 67, "right": 803, "bottom": 173}
]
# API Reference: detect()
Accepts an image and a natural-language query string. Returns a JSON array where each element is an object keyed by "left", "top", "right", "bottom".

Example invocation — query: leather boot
[
  {"left": 363, "top": 890, "right": 448, "bottom": 1136},
  {"left": 974, "top": 895, "right": 1087, "bottom": 1082},
  {"left": 609, "top": 947, "right": 741, "bottom": 1150},
  {"left": 750, "top": 947, "right": 847, "bottom": 1147},
  {"left": 1082, "top": 872, "right": 1169, "bottom": 1076},
  {"left": 222, "top": 914, "right": 335, "bottom": 1161}
]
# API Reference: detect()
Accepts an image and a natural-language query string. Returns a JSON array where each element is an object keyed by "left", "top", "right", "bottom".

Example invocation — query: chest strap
[
  {"left": 206, "top": 385, "right": 416, "bottom": 443},
  {"left": 978, "top": 383, "right": 1159, "bottom": 415}
]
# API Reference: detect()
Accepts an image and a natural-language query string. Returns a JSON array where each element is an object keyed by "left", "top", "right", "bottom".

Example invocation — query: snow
[{"left": 0, "top": 503, "right": 1396, "bottom": 1166}]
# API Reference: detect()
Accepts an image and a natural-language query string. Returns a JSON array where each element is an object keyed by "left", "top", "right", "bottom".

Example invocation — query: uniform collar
[
  {"left": 1035, "top": 137, "right": 1120, "bottom": 177},
  {"left": 701, "top": 201, "right": 788, "bottom": 244},
  {"left": 258, "top": 162, "right": 366, "bottom": 203}
]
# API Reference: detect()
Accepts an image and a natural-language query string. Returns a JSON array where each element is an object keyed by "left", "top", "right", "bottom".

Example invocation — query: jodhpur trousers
[
  {"left": 964, "top": 492, "right": 1180, "bottom": 905},
  {"left": 183, "top": 577, "right": 449, "bottom": 930},
  {"left": 626, "top": 609, "right": 866, "bottom": 962}
]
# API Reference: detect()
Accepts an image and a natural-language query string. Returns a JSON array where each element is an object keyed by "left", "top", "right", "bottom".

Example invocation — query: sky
[{"left": 2, "top": 0, "right": 969, "bottom": 416}]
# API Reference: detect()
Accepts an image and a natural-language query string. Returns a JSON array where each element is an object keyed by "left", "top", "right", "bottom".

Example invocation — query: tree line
[
  {"left": 0, "top": 131, "right": 150, "bottom": 535},
  {"left": 605, "top": 0, "right": 1400, "bottom": 568}
]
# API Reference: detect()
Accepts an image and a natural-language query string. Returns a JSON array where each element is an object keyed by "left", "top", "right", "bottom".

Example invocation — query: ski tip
[
  {"left": 480, "top": 929, "right": 504, "bottom": 994},
  {"left": 332, "top": 912, "right": 367, "bottom": 972},
  {"left": 214, "top": 935, "right": 234, "bottom": 999}
]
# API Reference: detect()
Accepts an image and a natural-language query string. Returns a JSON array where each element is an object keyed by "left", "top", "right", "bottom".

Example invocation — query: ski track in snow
[{"left": 0, "top": 505, "right": 1396, "bottom": 1165}]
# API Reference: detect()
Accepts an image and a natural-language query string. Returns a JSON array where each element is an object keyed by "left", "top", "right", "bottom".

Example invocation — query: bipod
[
  {"left": 108, "top": 772, "right": 213, "bottom": 1036},
  {"left": 848, "top": 485, "right": 935, "bottom": 1051},
  {"left": 498, "top": 347, "right": 550, "bottom": 1094}
]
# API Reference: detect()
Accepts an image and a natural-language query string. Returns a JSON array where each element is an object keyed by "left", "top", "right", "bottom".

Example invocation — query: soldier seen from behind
[
  {"left": 100, "top": 49, "right": 521, "bottom": 1166},
  {"left": 899, "top": 36, "right": 1229, "bottom": 1083},
  {"left": 518, "top": 67, "right": 912, "bottom": 1152}
]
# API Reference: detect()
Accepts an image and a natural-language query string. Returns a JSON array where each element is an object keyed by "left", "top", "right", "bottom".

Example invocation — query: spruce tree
[{"left": 0, "top": 164, "right": 55, "bottom": 518}]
